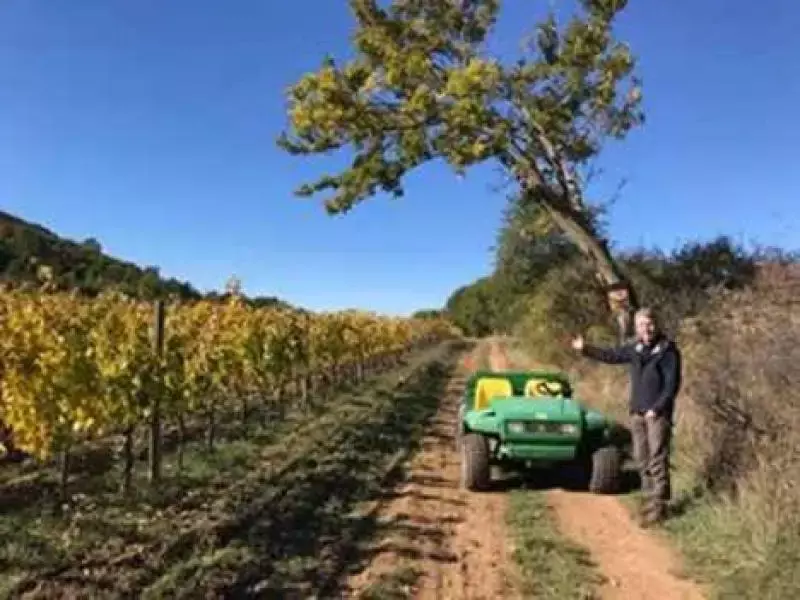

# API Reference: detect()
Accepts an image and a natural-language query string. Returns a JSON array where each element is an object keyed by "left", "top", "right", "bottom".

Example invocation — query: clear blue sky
[{"left": 1, "top": 1, "right": 797, "bottom": 315}]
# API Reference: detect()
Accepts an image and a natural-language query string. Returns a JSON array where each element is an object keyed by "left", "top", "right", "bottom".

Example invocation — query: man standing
[{"left": 571, "top": 307, "right": 682, "bottom": 526}]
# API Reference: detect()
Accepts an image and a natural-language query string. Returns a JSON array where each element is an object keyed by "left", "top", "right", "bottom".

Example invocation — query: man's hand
[
  {"left": 571, "top": 335, "right": 585, "bottom": 352},
  {"left": 645, "top": 409, "right": 657, "bottom": 419}
]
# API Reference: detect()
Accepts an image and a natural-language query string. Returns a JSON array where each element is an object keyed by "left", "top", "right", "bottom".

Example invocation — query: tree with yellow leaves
[{"left": 279, "top": 0, "right": 644, "bottom": 339}]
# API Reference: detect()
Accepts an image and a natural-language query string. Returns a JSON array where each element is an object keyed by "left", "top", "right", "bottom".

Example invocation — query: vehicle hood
[{"left": 488, "top": 395, "right": 583, "bottom": 422}]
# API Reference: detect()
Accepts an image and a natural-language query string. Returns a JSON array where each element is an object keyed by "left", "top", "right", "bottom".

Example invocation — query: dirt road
[
  {"left": 343, "top": 340, "right": 519, "bottom": 600},
  {"left": 342, "top": 338, "right": 706, "bottom": 599},
  {"left": 548, "top": 491, "right": 705, "bottom": 600}
]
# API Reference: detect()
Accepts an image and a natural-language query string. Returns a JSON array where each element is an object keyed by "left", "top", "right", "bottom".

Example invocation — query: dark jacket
[{"left": 581, "top": 335, "right": 682, "bottom": 421}]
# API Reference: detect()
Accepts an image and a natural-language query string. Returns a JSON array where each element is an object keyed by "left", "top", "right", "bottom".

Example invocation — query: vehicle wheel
[
  {"left": 589, "top": 446, "right": 621, "bottom": 493},
  {"left": 562, "top": 459, "right": 591, "bottom": 491},
  {"left": 490, "top": 463, "right": 509, "bottom": 481},
  {"left": 461, "top": 433, "right": 491, "bottom": 491},
  {"left": 455, "top": 405, "right": 465, "bottom": 452}
]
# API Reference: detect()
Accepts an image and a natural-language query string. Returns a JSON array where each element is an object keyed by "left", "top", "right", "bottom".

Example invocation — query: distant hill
[{"left": 0, "top": 210, "right": 289, "bottom": 308}]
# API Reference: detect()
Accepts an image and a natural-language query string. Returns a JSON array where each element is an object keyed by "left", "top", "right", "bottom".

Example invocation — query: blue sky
[{"left": 0, "top": 1, "right": 797, "bottom": 314}]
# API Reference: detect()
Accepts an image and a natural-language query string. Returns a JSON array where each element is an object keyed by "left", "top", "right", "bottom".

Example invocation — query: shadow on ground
[
  {"left": 142, "top": 342, "right": 470, "bottom": 599},
  {"left": 485, "top": 464, "right": 641, "bottom": 495}
]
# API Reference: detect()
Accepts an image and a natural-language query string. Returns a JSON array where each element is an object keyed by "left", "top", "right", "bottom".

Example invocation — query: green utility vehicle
[{"left": 456, "top": 370, "right": 629, "bottom": 492}]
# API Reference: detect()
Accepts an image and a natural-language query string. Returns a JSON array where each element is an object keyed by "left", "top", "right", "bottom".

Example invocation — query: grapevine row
[{"left": 0, "top": 288, "right": 456, "bottom": 492}]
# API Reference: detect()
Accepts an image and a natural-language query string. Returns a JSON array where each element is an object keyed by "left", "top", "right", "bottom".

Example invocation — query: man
[{"left": 571, "top": 307, "right": 682, "bottom": 526}]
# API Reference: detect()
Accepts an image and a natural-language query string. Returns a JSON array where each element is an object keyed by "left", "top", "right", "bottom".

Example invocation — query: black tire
[
  {"left": 562, "top": 460, "right": 591, "bottom": 491},
  {"left": 455, "top": 405, "right": 465, "bottom": 452},
  {"left": 461, "top": 433, "right": 491, "bottom": 491},
  {"left": 589, "top": 445, "right": 622, "bottom": 493}
]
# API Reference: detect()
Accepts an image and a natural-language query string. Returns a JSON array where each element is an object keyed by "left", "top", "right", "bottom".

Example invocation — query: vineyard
[
  {"left": 0, "top": 286, "right": 457, "bottom": 497},
  {"left": 2, "top": 0, "right": 794, "bottom": 594}
]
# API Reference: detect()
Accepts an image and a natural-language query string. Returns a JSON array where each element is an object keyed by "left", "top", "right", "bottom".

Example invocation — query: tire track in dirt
[
  {"left": 547, "top": 492, "right": 705, "bottom": 600},
  {"left": 343, "top": 341, "right": 519, "bottom": 600},
  {"left": 496, "top": 340, "right": 707, "bottom": 600}
]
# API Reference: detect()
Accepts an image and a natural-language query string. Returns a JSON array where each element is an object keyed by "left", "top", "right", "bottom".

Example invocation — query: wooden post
[{"left": 149, "top": 299, "right": 165, "bottom": 483}]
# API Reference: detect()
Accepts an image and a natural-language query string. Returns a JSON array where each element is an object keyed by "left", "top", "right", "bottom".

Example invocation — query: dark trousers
[{"left": 630, "top": 413, "right": 672, "bottom": 514}]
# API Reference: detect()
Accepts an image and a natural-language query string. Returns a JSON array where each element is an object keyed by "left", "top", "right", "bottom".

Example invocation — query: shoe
[
  {"left": 636, "top": 499, "right": 651, "bottom": 519},
  {"left": 635, "top": 513, "right": 651, "bottom": 527},
  {"left": 635, "top": 504, "right": 651, "bottom": 527},
  {"left": 636, "top": 498, "right": 666, "bottom": 527},
  {"left": 640, "top": 506, "right": 667, "bottom": 528}
]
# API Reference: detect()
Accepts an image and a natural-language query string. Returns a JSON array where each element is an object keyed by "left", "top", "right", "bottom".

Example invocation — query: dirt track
[
  {"left": 343, "top": 339, "right": 706, "bottom": 599},
  {"left": 343, "top": 340, "right": 518, "bottom": 599},
  {"left": 548, "top": 491, "right": 705, "bottom": 600}
]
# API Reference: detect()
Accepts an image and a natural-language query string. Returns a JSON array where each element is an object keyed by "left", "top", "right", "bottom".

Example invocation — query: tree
[
  {"left": 137, "top": 267, "right": 161, "bottom": 300},
  {"left": 225, "top": 275, "right": 243, "bottom": 297},
  {"left": 493, "top": 193, "right": 582, "bottom": 294},
  {"left": 278, "top": 0, "right": 644, "bottom": 339},
  {"left": 81, "top": 237, "right": 102, "bottom": 254},
  {"left": 412, "top": 308, "right": 444, "bottom": 319},
  {"left": 444, "top": 277, "right": 498, "bottom": 336}
]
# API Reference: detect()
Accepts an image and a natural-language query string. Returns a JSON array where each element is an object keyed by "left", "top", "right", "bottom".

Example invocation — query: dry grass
[{"left": 537, "top": 265, "right": 800, "bottom": 598}]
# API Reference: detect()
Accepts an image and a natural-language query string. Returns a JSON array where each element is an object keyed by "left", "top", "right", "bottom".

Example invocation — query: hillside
[
  {"left": 0, "top": 210, "right": 287, "bottom": 308},
  {"left": 0, "top": 210, "right": 204, "bottom": 299}
]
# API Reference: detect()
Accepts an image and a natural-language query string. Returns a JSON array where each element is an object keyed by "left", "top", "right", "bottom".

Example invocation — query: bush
[
  {"left": 670, "top": 266, "right": 800, "bottom": 593},
  {"left": 675, "top": 264, "right": 800, "bottom": 494},
  {"left": 512, "top": 258, "right": 617, "bottom": 366}
]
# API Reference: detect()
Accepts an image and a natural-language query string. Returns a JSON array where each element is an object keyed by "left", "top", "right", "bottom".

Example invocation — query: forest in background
[
  {"left": 441, "top": 196, "right": 795, "bottom": 345},
  {"left": 0, "top": 210, "right": 289, "bottom": 309}
]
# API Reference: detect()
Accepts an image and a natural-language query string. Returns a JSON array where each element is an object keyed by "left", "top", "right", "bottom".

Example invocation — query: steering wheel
[{"left": 535, "top": 381, "right": 563, "bottom": 397}]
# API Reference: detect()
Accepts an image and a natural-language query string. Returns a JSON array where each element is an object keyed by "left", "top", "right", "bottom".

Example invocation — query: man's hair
[{"left": 634, "top": 307, "right": 657, "bottom": 322}]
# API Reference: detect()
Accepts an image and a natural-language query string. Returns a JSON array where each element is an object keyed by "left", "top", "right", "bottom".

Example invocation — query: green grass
[
  {"left": 610, "top": 458, "right": 800, "bottom": 600},
  {"left": 506, "top": 489, "right": 605, "bottom": 599},
  {"left": 609, "top": 442, "right": 800, "bottom": 600},
  {"left": 651, "top": 484, "right": 800, "bottom": 600},
  {"left": 0, "top": 339, "right": 470, "bottom": 599}
]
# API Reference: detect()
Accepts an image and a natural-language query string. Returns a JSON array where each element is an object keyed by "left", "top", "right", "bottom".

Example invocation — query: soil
[
  {"left": 343, "top": 341, "right": 519, "bottom": 600},
  {"left": 548, "top": 490, "right": 706, "bottom": 600}
]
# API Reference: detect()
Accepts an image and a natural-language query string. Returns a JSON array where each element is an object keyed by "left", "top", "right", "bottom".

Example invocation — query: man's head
[{"left": 634, "top": 307, "right": 659, "bottom": 345}]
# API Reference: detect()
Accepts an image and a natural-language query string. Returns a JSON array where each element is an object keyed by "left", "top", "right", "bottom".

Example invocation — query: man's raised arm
[{"left": 572, "top": 335, "right": 634, "bottom": 365}]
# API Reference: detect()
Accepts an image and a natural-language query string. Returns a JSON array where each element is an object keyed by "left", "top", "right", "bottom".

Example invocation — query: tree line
[{"left": 0, "top": 210, "right": 289, "bottom": 308}]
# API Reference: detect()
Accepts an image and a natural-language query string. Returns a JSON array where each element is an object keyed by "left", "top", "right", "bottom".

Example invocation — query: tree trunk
[
  {"left": 60, "top": 446, "right": 70, "bottom": 504},
  {"left": 121, "top": 426, "right": 134, "bottom": 496},
  {"left": 177, "top": 413, "right": 186, "bottom": 472},
  {"left": 206, "top": 401, "right": 216, "bottom": 453},
  {"left": 535, "top": 191, "right": 639, "bottom": 343}
]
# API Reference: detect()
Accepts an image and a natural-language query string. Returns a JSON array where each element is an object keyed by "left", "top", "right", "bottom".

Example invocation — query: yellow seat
[
  {"left": 474, "top": 377, "right": 514, "bottom": 411},
  {"left": 524, "top": 377, "right": 565, "bottom": 398}
]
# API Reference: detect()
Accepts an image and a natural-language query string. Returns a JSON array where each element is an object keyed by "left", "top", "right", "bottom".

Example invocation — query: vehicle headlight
[
  {"left": 559, "top": 424, "right": 578, "bottom": 435},
  {"left": 507, "top": 421, "right": 525, "bottom": 434}
]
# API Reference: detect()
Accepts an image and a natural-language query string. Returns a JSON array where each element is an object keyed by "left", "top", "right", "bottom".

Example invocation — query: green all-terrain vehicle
[{"left": 456, "top": 370, "right": 629, "bottom": 492}]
